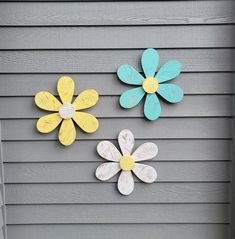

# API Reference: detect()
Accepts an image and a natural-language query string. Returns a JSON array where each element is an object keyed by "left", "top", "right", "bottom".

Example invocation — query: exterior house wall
[{"left": 0, "top": 1, "right": 234, "bottom": 239}]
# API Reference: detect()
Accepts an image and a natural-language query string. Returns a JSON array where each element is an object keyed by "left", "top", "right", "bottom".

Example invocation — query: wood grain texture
[
  {"left": 36, "top": 113, "right": 62, "bottom": 133},
  {"left": 0, "top": 1, "right": 234, "bottom": 26},
  {"left": 6, "top": 224, "right": 230, "bottom": 239},
  {"left": 58, "top": 119, "right": 76, "bottom": 146},
  {"left": 72, "top": 112, "right": 99, "bottom": 133},
  {"left": 95, "top": 162, "right": 121, "bottom": 181},
  {"left": 4, "top": 161, "right": 231, "bottom": 183},
  {"left": 1, "top": 118, "right": 232, "bottom": 141},
  {"left": 72, "top": 89, "right": 98, "bottom": 110},
  {"left": 132, "top": 142, "right": 158, "bottom": 161},
  {"left": 118, "top": 129, "right": 135, "bottom": 155},
  {"left": 5, "top": 183, "right": 230, "bottom": 204},
  {"left": 132, "top": 163, "right": 157, "bottom": 183},
  {"left": 3, "top": 139, "right": 232, "bottom": 162},
  {"left": 117, "top": 171, "right": 134, "bottom": 195},
  {"left": 0, "top": 49, "right": 233, "bottom": 73},
  {"left": 6, "top": 204, "right": 229, "bottom": 224},
  {"left": 56, "top": 76, "right": 74, "bottom": 104},
  {"left": 0, "top": 73, "right": 233, "bottom": 96},
  {"left": 34, "top": 92, "right": 62, "bottom": 111},
  {"left": 97, "top": 141, "right": 122, "bottom": 162},
  {"left": 1, "top": 25, "right": 234, "bottom": 49}
]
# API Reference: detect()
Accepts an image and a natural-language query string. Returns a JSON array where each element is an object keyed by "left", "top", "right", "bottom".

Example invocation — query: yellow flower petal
[
  {"left": 58, "top": 119, "right": 76, "bottom": 146},
  {"left": 73, "top": 112, "right": 99, "bottom": 133},
  {"left": 37, "top": 113, "right": 62, "bottom": 133},
  {"left": 57, "top": 76, "right": 75, "bottom": 104},
  {"left": 35, "top": 91, "right": 62, "bottom": 111},
  {"left": 72, "top": 89, "right": 99, "bottom": 110}
]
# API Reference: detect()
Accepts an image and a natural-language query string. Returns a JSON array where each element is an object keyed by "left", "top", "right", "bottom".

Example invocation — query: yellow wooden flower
[{"left": 35, "top": 76, "right": 99, "bottom": 146}]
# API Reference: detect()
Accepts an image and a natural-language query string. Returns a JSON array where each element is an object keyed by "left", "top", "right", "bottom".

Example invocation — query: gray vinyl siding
[
  {"left": 0, "top": 125, "right": 6, "bottom": 239},
  {"left": 0, "top": 1, "right": 234, "bottom": 239}
]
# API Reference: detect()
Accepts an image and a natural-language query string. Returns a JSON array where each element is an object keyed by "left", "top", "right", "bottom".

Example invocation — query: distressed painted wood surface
[
  {"left": 97, "top": 141, "right": 122, "bottom": 162},
  {"left": 35, "top": 76, "right": 99, "bottom": 146},
  {"left": 0, "top": 1, "right": 234, "bottom": 25},
  {"left": 96, "top": 162, "right": 121, "bottom": 181},
  {"left": 132, "top": 163, "right": 157, "bottom": 183},
  {"left": 132, "top": 142, "right": 158, "bottom": 161},
  {"left": 117, "top": 171, "right": 134, "bottom": 195},
  {"left": 118, "top": 129, "right": 135, "bottom": 155},
  {"left": 96, "top": 129, "right": 158, "bottom": 195}
]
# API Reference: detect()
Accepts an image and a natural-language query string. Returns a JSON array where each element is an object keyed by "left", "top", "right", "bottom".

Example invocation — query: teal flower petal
[
  {"left": 117, "top": 64, "right": 144, "bottom": 85},
  {"left": 157, "top": 84, "right": 184, "bottom": 103},
  {"left": 141, "top": 48, "right": 159, "bottom": 78},
  {"left": 156, "top": 60, "right": 181, "bottom": 83},
  {"left": 144, "top": 93, "right": 161, "bottom": 121},
  {"left": 120, "top": 87, "right": 145, "bottom": 109}
]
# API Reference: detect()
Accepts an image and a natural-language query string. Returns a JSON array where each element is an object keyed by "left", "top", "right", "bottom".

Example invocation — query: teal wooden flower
[{"left": 117, "top": 48, "right": 184, "bottom": 120}]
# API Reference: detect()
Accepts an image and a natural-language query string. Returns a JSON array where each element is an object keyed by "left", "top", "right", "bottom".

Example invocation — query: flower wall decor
[
  {"left": 95, "top": 129, "right": 158, "bottom": 195},
  {"left": 35, "top": 76, "right": 99, "bottom": 146},
  {"left": 117, "top": 48, "right": 184, "bottom": 120}
]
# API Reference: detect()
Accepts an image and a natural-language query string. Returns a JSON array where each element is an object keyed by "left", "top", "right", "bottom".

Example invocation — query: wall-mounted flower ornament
[
  {"left": 35, "top": 76, "right": 99, "bottom": 146},
  {"left": 95, "top": 129, "right": 158, "bottom": 195},
  {"left": 117, "top": 48, "right": 184, "bottom": 120}
]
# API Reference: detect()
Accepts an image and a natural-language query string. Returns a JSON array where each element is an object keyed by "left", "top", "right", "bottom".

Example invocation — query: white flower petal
[
  {"left": 95, "top": 162, "right": 120, "bottom": 181},
  {"left": 97, "top": 141, "right": 122, "bottom": 162},
  {"left": 132, "top": 163, "right": 157, "bottom": 183},
  {"left": 132, "top": 142, "right": 158, "bottom": 162},
  {"left": 118, "top": 129, "right": 135, "bottom": 156},
  {"left": 118, "top": 171, "right": 134, "bottom": 195}
]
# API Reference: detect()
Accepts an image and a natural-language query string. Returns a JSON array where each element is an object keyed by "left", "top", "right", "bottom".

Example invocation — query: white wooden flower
[{"left": 95, "top": 129, "right": 158, "bottom": 195}]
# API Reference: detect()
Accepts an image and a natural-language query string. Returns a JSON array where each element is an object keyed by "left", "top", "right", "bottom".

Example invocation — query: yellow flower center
[
  {"left": 142, "top": 77, "right": 159, "bottom": 93},
  {"left": 119, "top": 155, "right": 135, "bottom": 171},
  {"left": 59, "top": 103, "right": 75, "bottom": 119}
]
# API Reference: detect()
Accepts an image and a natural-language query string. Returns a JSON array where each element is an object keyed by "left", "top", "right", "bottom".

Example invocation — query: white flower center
[{"left": 59, "top": 103, "right": 75, "bottom": 119}]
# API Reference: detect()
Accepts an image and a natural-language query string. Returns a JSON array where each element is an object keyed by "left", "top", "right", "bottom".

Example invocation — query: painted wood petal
[
  {"left": 95, "top": 162, "right": 120, "bottom": 181},
  {"left": 118, "top": 171, "right": 134, "bottom": 195},
  {"left": 118, "top": 129, "right": 135, "bottom": 156},
  {"left": 73, "top": 112, "right": 99, "bottom": 133},
  {"left": 117, "top": 64, "right": 144, "bottom": 85},
  {"left": 97, "top": 141, "right": 122, "bottom": 162},
  {"left": 36, "top": 113, "right": 62, "bottom": 133},
  {"left": 57, "top": 76, "right": 75, "bottom": 104},
  {"left": 58, "top": 119, "right": 76, "bottom": 146},
  {"left": 141, "top": 48, "right": 159, "bottom": 78},
  {"left": 157, "top": 83, "right": 184, "bottom": 103},
  {"left": 35, "top": 91, "right": 62, "bottom": 111},
  {"left": 72, "top": 89, "right": 99, "bottom": 111},
  {"left": 144, "top": 93, "right": 161, "bottom": 120},
  {"left": 132, "top": 142, "right": 158, "bottom": 162},
  {"left": 155, "top": 60, "right": 181, "bottom": 83},
  {"left": 132, "top": 163, "right": 157, "bottom": 183},
  {"left": 119, "top": 87, "right": 145, "bottom": 109}
]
